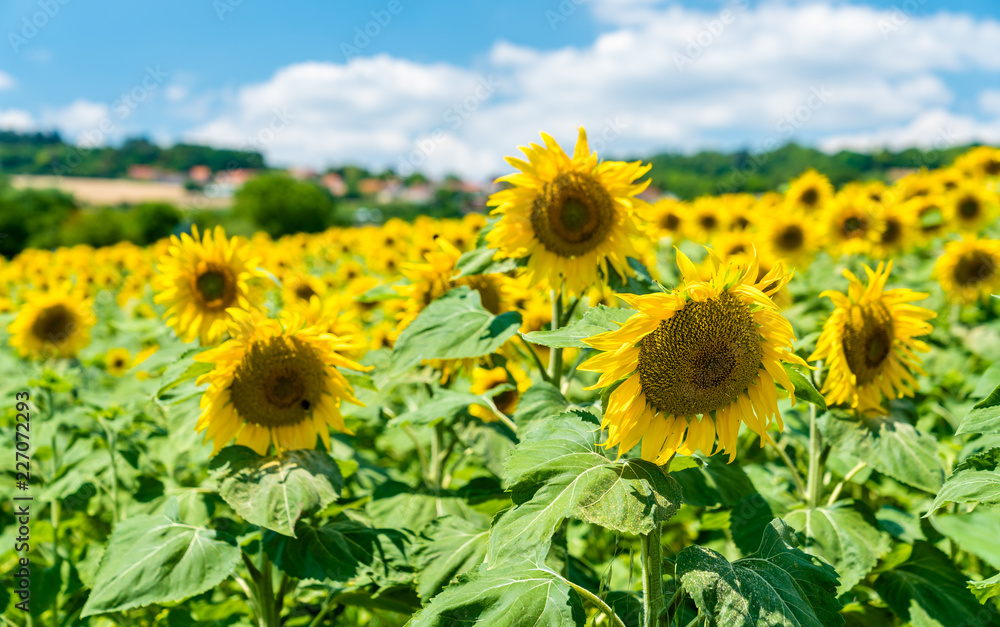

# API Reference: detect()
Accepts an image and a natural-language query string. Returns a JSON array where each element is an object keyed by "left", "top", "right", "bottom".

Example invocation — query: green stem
[
  {"left": 684, "top": 614, "right": 705, "bottom": 627},
  {"left": 429, "top": 422, "right": 444, "bottom": 488},
  {"left": 548, "top": 288, "right": 564, "bottom": 388},
  {"left": 560, "top": 296, "right": 580, "bottom": 326},
  {"left": 641, "top": 525, "right": 665, "bottom": 627},
  {"left": 565, "top": 580, "right": 627, "bottom": 627},
  {"left": 401, "top": 423, "right": 430, "bottom": 484},
  {"left": 307, "top": 590, "right": 338, "bottom": 627},
  {"left": 519, "top": 336, "right": 552, "bottom": 383},
  {"left": 97, "top": 417, "right": 119, "bottom": 523},
  {"left": 775, "top": 439, "right": 807, "bottom": 501},
  {"left": 806, "top": 402, "right": 823, "bottom": 509},
  {"left": 827, "top": 461, "right": 867, "bottom": 506},
  {"left": 50, "top": 501, "right": 60, "bottom": 627},
  {"left": 258, "top": 551, "right": 277, "bottom": 627}
]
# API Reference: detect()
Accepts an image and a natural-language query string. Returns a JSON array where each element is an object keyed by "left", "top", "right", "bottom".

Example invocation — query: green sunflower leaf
[
  {"left": 928, "top": 469, "right": 1000, "bottom": 513},
  {"left": 676, "top": 519, "right": 844, "bottom": 627},
  {"left": 81, "top": 504, "right": 240, "bottom": 617},
  {"left": 388, "top": 387, "right": 504, "bottom": 428},
  {"left": 409, "top": 561, "right": 586, "bottom": 627},
  {"left": 513, "top": 382, "right": 569, "bottom": 430},
  {"left": 389, "top": 286, "right": 522, "bottom": 376},
  {"left": 263, "top": 518, "right": 415, "bottom": 588},
  {"left": 521, "top": 304, "right": 635, "bottom": 349},
  {"left": 209, "top": 446, "right": 344, "bottom": 537},
  {"left": 604, "top": 256, "right": 660, "bottom": 295},
  {"left": 488, "top": 410, "right": 681, "bottom": 565},
  {"left": 956, "top": 381, "right": 1000, "bottom": 434},
  {"left": 821, "top": 411, "right": 944, "bottom": 493},
  {"left": 413, "top": 515, "right": 490, "bottom": 602},
  {"left": 785, "top": 501, "right": 892, "bottom": 594},
  {"left": 783, "top": 363, "right": 826, "bottom": 410},
  {"left": 873, "top": 541, "right": 1000, "bottom": 626},
  {"left": 970, "top": 572, "right": 1000, "bottom": 604},
  {"left": 930, "top": 510, "right": 1000, "bottom": 570},
  {"left": 454, "top": 245, "right": 519, "bottom": 278}
]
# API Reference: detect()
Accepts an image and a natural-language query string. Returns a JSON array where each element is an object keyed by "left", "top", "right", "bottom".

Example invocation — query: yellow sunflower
[
  {"left": 486, "top": 128, "right": 650, "bottom": 295},
  {"left": 195, "top": 309, "right": 371, "bottom": 456},
  {"left": 785, "top": 169, "right": 833, "bottom": 212},
  {"left": 642, "top": 198, "right": 686, "bottom": 241},
  {"left": 935, "top": 237, "right": 1000, "bottom": 305},
  {"left": 153, "top": 226, "right": 262, "bottom": 345},
  {"left": 824, "top": 191, "right": 884, "bottom": 256},
  {"left": 688, "top": 197, "right": 726, "bottom": 243},
  {"left": 944, "top": 183, "right": 997, "bottom": 233},
  {"left": 8, "top": 287, "right": 96, "bottom": 360},
  {"left": 759, "top": 210, "right": 821, "bottom": 269},
  {"left": 580, "top": 250, "right": 807, "bottom": 464},
  {"left": 105, "top": 348, "right": 132, "bottom": 376},
  {"left": 869, "top": 201, "right": 916, "bottom": 259},
  {"left": 810, "top": 262, "right": 935, "bottom": 413}
]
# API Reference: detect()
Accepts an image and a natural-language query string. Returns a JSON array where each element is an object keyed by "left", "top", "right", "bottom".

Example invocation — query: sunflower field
[{"left": 2, "top": 130, "right": 1000, "bottom": 627}]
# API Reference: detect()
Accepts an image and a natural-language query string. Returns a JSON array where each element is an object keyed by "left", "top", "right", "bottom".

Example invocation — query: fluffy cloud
[
  {"left": 181, "top": 2, "right": 1000, "bottom": 177},
  {"left": 0, "top": 109, "right": 34, "bottom": 131},
  {"left": 40, "top": 100, "right": 112, "bottom": 144}
]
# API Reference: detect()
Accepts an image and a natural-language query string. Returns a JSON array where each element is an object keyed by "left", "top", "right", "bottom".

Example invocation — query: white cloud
[
  {"left": 981, "top": 90, "right": 1000, "bottom": 117},
  {"left": 818, "top": 109, "right": 1000, "bottom": 153},
  {"left": 0, "top": 109, "right": 34, "bottom": 131},
  {"left": 40, "top": 100, "right": 112, "bottom": 144},
  {"left": 184, "top": 1, "right": 1000, "bottom": 177},
  {"left": 0, "top": 70, "right": 15, "bottom": 90}
]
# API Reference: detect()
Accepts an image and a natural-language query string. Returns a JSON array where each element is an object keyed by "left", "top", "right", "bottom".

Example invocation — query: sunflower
[
  {"left": 945, "top": 184, "right": 996, "bottom": 233},
  {"left": 195, "top": 310, "right": 371, "bottom": 456},
  {"left": 824, "top": 192, "right": 884, "bottom": 255},
  {"left": 468, "top": 364, "right": 531, "bottom": 423},
  {"left": 954, "top": 146, "right": 1000, "bottom": 179},
  {"left": 153, "top": 226, "right": 262, "bottom": 345},
  {"left": 688, "top": 197, "right": 726, "bottom": 243},
  {"left": 642, "top": 198, "right": 686, "bottom": 241},
  {"left": 580, "top": 250, "right": 807, "bottom": 464},
  {"left": 759, "top": 210, "right": 820, "bottom": 268},
  {"left": 869, "top": 202, "right": 916, "bottom": 259},
  {"left": 810, "top": 262, "right": 935, "bottom": 413},
  {"left": 785, "top": 169, "right": 833, "bottom": 212},
  {"left": 486, "top": 128, "right": 650, "bottom": 295},
  {"left": 8, "top": 287, "right": 96, "bottom": 359},
  {"left": 105, "top": 348, "right": 132, "bottom": 376},
  {"left": 935, "top": 237, "right": 1000, "bottom": 305}
]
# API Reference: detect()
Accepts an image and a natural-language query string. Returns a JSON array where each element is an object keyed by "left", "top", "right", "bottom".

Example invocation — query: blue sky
[{"left": 2, "top": 0, "right": 999, "bottom": 178}]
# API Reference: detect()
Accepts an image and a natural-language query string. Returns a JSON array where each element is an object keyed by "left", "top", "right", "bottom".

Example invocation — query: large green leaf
[
  {"left": 488, "top": 411, "right": 681, "bottom": 565},
  {"left": 413, "top": 516, "right": 489, "bottom": 602},
  {"left": 521, "top": 305, "right": 634, "bottom": 349},
  {"left": 604, "top": 256, "right": 659, "bottom": 295},
  {"left": 957, "top": 381, "right": 1000, "bottom": 434},
  {"left": 513, "top": 383, "right": 568, "bottom": 430},
  {"left": 263, "top": 518, "right": 414, "bottom": 587},
  {"left": 409, "top": 561, "right": 586, "bottom": 627},
  {"left": 209, "top": 446, "right": 343, "bottom": 537},
  {"left": 931, "top": 511, "right": 1000, "bottom": 570},
  {"left": 873, "top": 541, "right": 1000, "bottom": 626},
  {"left": 366, "top": 481, "right": 481, "bottom": 533},
  {"left": 389, "top": 287, "right": 522, "bottom": 376},
  {"left": 676, "top": 519, "right": 844, "bottom": 627},
  {"left": 81, "top": 503, "right": 240, "bottom": 616},
  {"left": 970, "top": 572, "right": 1000, "bottom": 604},
  {"left": 928, "top": 470, "right": 1000, "bottom": 512},
  {"left": 785, "top": 502, "right": 891, "bottom": 594},
  {"left": 822, "top": 412, "right": 943, "bottom": 493},
  {"left": 671, "top": 456, "right": 758, "bottom": 508}
]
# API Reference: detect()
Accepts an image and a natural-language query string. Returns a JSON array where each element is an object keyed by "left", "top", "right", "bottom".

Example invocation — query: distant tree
[
  {"left": 129, "top": 202, "right": 182, "bottom": 243},
  {"left": 0, "top": 186, "right": 76, "bottom": 257},
  {"left": 233, "top": 173, "right": 339, "bottom": 237}
]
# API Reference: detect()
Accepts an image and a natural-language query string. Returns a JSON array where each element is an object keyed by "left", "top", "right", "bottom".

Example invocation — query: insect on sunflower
[
  {"left": 486, "top": 128, "right": 650, "bottom": 295},
  {"left": 580, "top": 249, "right": 808, "bottom": 464},
  {"left": 195, "top": 309, "right": 371, "bottom": 456},
  {"left": 810, "top": 262, "right": 935, "bottom": 413}
]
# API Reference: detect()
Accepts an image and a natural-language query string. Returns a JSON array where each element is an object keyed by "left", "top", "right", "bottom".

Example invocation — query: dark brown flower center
[
  {"left": 776, "top": 225, "right": 805, "bottom": 251},
  {"left": 530, "top": 171, "right": 614, "bottom": 257},
  {"left": 954, "top": 251, "right": 996, "bottom": 287},
  {"left": 194, "top": 266, "right": 236, "bottom": 310},
  {"left": 841, "top": 302, "right": 894, "bottom": 385},
  {"left": 637, "top": 293, "right": 762, "bottom": 416},
  {"left": 31, "top": 304, "right": 75, "bottom": 345},
  {"left": 230, "top": 336, "right": 327, "bottom": 427}
]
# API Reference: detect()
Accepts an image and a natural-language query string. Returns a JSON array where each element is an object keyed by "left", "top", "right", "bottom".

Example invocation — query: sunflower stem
[
  {"left": 640, "top": 524, "right": 665, "bottom": 627},
  {"left": 519, "top": 336, "right": 552, "bottom": 384},
  {"left": 806, "top": 402, "right": 824, "bottom": 509},
  {"left": 827, "top": 461, "right": 867, "bottom": 506},
  {"left": 549, "top": 289, "right": 564, "bottom": 388}
]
